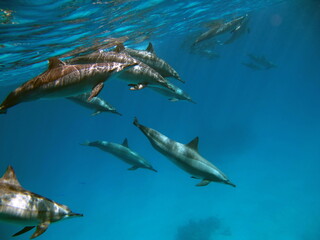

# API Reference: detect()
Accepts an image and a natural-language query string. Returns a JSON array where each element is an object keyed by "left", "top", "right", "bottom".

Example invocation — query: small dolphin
[
  {"left": 67, "top": 93, "right": 122, "bottom": 116},
  {"left": 193, "top": 15, "right": 248, "bottom": 46},
  {"left": 68, "top": 50, "right": 176, "bottom": 92},
  {"left": 241, "top": 62, "right": 263, "bottom": 70},
  {"left": 115, "top": 43, "right": 185, "bottom": 83},
  {"left": 133, "top": 118, "right": 235, "bottom": 187},
  {"left": 0, "top": 166, "right": 83, "bottom": 239},
  {"left": 81, "top": 138, "right": 157, "bottom": 172},
  {"left": 147, "top": 83, "right": 196, "bottom": 103},
  {"left": 247, "top": 54, "right": 277, "bottom": 69},
  {"left": 0, "top": 58, "right": 136, "bottom": 113}
]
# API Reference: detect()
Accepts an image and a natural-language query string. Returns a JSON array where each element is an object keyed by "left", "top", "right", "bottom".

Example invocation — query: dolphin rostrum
[
  {"left": 67, "top": 92, "right": 122, "bottom": 116},
  {"left": 133, "top": 118, "right": 235, "bottom": 187},
  {"left": 0, "top": 166, "right": 83, "bottom": 239},
  {"left": 0, "top": 57, "right": 137, "bottom": 113},
  {"left": 115, "top": 43, "right": 185, "bottom": 83},
  {"left": 68, "top": 50, "right": 176, "bottom": 92},
  {"left": 81, "top": 138, "right": 157, "bottom": 172}
]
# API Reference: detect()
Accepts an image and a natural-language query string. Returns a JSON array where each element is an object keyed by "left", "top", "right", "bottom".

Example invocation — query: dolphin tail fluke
[
  {"left": 80, "top": 141, "right": 91, "bottom": 146},
  {"left": 30, "top": 222, "right": 50, "bottom": 239},
  {"left": 12, "top": 226, "right": 35, "bottom": 237}
]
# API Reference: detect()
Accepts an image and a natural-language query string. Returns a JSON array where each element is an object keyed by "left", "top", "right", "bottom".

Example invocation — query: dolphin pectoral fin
[
  {"left": 88, "top": 82, "right": 104, "bottom": 101},
  {"left": 191, "top": 176, "right": 200, "bottom": 179},
  {"left": 128, "top": 165, "right": 139, "bottom": 171},
  {"left": 196, "top": 179, "right": 211, "bottom": 187},
  {"left": 30, "top": 222, "right": 50, "bottom": 239},
  {"left": 91, "top": 110, "right": 101, "bottom": 116},
  {"left": 128, "top": 83, "right": 147, "bottom": 90},
  {"left": 12, "top": 226, "right": 35, "bottom": 237},
  {"left": 169, "top": 98, "right": 179, "bottom": 102}
]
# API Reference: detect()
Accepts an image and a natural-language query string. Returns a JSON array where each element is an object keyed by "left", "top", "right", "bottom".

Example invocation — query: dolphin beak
[
  {"left": 69, "top": 212, "right": 84, "bottom": 217},
  {"left": 226, "top": 181, "right": 236, "bottom": 187}
]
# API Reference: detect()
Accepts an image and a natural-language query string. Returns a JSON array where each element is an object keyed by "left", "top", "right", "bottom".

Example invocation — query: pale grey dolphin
[
  {"left": 68, "top": 50, "right": 176, "bottom": 92},
  {"left": 147, "top": 82, "right": 196, "bottom": 103},
  {"left": 193, "top": 15, "right": 248, "bottom": 46},
  {"left": 115, "top": 43, "right": 185, "bottom": 83},
  {"left": 0, "top": 58, "right": 136, "bottom": 113},
  {"left": 133, "top": 118, "right": 235, "bottom": 187},
  {"left": 0, "top": 166, "right": 83, "bottom": 239},
  {"left": 67, "top": 93, "right": 122, "bottom": 116},
  {"left": 81, "top": 138, "right": 157, "bottom": 172}
]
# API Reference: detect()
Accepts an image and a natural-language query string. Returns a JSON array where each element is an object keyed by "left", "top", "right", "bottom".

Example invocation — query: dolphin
[
  {"left": 0, "top": 166, "right": 83, "bottom": 239},
  {"left": 222, "top": 15, "right": 250, "bottom": 45},
  {"left": 0, "top": 57, "right": 136, "bottom": 114},
  {"left": 193, "top": 15, "right": 248, "bottom": 46},
  {"left": 115, "top": 43, "right": 185, "bottom": 83},
  {"left": 133, "top": 118, "right": 235, "bottom": 187},
  {"left": 241, "top": 62, "right": 263, "bottom": 70},
  {"left": 247, "top": 54, "right": 277, "bottom": 69},
  {"left": 68, "top": 50, "right": 176, "bottom": 92},
  {"left": 67, "top": 93, "right": 122, "bottom": 116},
  {"left": 81, "top": 138, "right": 157, "bottom": 172},
  {"left": 147, "top": 82, "right": 196, "bottom": 103}
]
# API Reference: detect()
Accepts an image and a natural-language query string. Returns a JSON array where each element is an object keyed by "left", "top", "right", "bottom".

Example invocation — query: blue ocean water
[{"left": 0, "top": 0, "right": 320, "bottom": 239}]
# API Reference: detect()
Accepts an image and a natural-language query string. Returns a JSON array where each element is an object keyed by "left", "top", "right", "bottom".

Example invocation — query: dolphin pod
[
  {"left": 0, "top": 166, "right": 83, "bottom": 239},
  {"left": 133, "top": 117, "right": 236, "bottom": 187},
  {"left": 81, "top": 138, "right": 157, "bottom": 172}
]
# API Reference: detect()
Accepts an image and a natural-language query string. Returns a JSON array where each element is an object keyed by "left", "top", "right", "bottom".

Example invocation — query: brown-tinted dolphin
[
  {"left": 115, "top": 43, "right": 184, "bottom": 83},
  {"left": 0, "top": 58, "right": 136, "bottom": 113},
  {"left": 67, "top": 93, "right": 122, "bottom": 116},
  {"left": 0, "top": 166, "right": 83, "bottom": 239},
  {"left": 81, "top": 138, "right": 157, "bottom": 172},
  {"left": 133, "top": 118, "right": 235, "bottom": 187}
]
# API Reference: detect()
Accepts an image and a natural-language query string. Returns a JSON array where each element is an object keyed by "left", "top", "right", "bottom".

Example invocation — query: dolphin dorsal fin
[
  {"left": 146, "top": 42, "right": 155, "bottom": 53},
  {"left": 122, "top": 138, "right": 129, "bottom": 148},
  {"left": 186, "top": 137, "right": 199, "bottom": 152},
  {"left": 48, "top": 57, "right": 65, "bottom": 69},
  {"left": 0, "top": 165, "right": 22, "bottom": 187},
  {"left": 114, "top": 43, "right": 125, "bottom": 53}
]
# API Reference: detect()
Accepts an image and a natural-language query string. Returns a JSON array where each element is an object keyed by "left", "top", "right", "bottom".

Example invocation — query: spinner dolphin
[
  {"left": 133, "top": 118, "right": 235, "bottom": 187},
  {"left": 0, "top": 166, "right": 83, "bottom": 239}
]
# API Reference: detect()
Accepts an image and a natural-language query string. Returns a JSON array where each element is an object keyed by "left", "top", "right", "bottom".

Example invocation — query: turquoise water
[{"left": 1, "top": 0, "right": 320, "bottom": 239}]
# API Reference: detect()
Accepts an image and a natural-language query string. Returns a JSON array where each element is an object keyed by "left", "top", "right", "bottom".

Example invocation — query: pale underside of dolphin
[
  {"left": 81, "top": 138, "right": 157, "bottom": 172},
  {"left": 0, "top": 57, "right": 136, "bottom": 113},
  {"left": 0, "top": 166, "right": 83, "bottom": 239},
  {"left": 115, "top": 43, "right": 185, "bottom": 83},
  {"left": 133, "top": 118, "right": 235, "bottom": 187}
]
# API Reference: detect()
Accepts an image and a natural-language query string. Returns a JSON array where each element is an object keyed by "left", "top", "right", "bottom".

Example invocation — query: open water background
[{"left": 0, "top": 0, "right": 320, "bottom": 239}]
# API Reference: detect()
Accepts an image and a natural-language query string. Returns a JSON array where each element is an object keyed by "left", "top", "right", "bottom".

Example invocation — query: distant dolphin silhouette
[
  {"left": 0, "top": 57, "right": 136, "bottom": 113},
  {"left": 133, "top": 118, "right": 236, "bottom": 187},
  {"left": 0, "top": 166, "right": 83, "bottom": 239},
  {"left": 81, "top": 138, "right": 157, "bottom": 172}
]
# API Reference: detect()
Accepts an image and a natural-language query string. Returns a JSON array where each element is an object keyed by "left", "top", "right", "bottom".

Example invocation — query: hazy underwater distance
[{"left": 0, "top": 0, "right": 320, "bottom": 240}]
